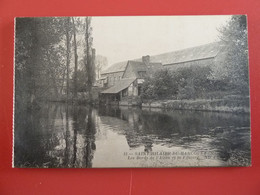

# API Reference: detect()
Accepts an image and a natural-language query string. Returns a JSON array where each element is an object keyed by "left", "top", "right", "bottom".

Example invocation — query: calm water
[{"left": 14, "top": 103, "right": 251, "bottom": 168}]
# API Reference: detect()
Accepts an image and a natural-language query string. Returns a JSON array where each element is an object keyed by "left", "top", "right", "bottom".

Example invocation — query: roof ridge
[
  {"left": 102, "top": 41, "right": 221, "bottom": 74},
  {"left": 128, "top": 60, "right": 143, "bottom": 63},
  {"left": 152, "top": 41, "right": 220, "bottom": 57}
]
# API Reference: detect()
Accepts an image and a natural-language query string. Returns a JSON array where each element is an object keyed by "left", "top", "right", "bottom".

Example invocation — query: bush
[
  {"left": 174, "top": 66, "right": 211, "bottom": 99},
  {"left": 141, "top": 69, "right": 177, "bottom": 100}
]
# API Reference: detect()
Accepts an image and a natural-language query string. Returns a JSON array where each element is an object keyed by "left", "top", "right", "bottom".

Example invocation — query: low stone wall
[{"left": 142, "top": 98, "right": 250, "bottom": 113}]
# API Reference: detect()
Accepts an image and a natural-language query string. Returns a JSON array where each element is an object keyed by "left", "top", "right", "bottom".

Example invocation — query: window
[{"left": 122, "top": 88, "right": 128, "bottom": 97}]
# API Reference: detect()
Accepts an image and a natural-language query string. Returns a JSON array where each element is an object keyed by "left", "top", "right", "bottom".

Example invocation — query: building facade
[
  {"left": 100, "top": 42, "right": 225, "bottom": 103},
  {"left": 100, "top": 56, "right": 162, "bottom": 103},
  {"left": 100, "top": 61, "right": 127, "bottom": 87}
]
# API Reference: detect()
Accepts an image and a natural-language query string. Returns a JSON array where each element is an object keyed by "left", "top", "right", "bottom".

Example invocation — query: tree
[
  {"left": 212, "top": 15, "right": 249, "bottom": 95},
  {"left": 141, "top": 66, "right": 212, "bottom": 100},
  {"left": 65, "top": 17, "right": 72, "bottom": 102},
  {"left": 173, "top": 66, "right": 211, "bottom": 99},
  {"left": 141, "top": 69, "right": 177, "bottom": 100},
  {"left": 15, "top": 17, "right": 97, "bottom": 106},
  {"left": 71, "top": 70, "right": 87, "bottom": 92},
  {"left": 95, "top": 55, "right": 108, "bottom": 79},
  {"left": 84, "top": 17, "right": 95, "bottom": 102},
  {"left": 71, "top": 17, "right": 79, "bottom": 100},
  {"left": 15, "top": 17, "right": 66, "bottom": 108}
]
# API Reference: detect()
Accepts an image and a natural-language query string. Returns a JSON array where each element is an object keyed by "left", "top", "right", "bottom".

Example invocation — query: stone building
[
  {"left": 99, "top": 42, "right": 225, "bottom": 103},
  {"left": 99, "top": 61, "right": 127, "bottom": 87},
  {"left": 100, "top": 56, "right": 162, "bottom": 103},
  {"left": 149, "top": 42, "right": 225, "bottom": 71}
]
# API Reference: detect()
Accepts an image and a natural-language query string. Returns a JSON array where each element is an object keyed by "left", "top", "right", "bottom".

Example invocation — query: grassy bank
[{"left": 142, "top": 98, "right": 250, "bottom": 113}]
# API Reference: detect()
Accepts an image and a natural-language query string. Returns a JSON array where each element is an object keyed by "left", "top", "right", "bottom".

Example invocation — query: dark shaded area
[{"left": 14, "top": 103, "right": 96, "bottom": 168}]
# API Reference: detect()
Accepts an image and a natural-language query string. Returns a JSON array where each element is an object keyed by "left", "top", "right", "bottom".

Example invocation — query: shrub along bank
[{"left": 142, "top": 98, "right": 250, "bottom": 113}]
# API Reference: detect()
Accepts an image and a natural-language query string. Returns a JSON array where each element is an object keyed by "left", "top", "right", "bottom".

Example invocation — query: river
[{"left": 14, "top": 102, "right": 251, "bottom": 168}]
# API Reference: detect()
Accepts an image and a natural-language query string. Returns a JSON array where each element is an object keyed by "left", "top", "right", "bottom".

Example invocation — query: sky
[{"left": 91, "top": 15, "right": 231, "bottom": 66}]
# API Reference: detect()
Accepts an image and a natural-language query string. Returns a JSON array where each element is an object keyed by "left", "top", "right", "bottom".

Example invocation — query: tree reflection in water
[
  {"left": 14, "top": 103, "right": 251, "bottom": 168},
  {"left": 85, "top": 107, "right": 96, "bottom": 168},
  {"left": 98, "top": 106, "right": 251, "bottom": 166}
]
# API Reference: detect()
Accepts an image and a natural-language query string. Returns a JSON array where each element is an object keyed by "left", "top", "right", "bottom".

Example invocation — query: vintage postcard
[{"left": 13, "top": 15, "right": 251, "bottom": 168}]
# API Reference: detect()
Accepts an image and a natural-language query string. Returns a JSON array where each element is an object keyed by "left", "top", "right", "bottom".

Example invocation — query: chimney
[{"left": 142, "top": 55, "right": 150, "bottom": 66}]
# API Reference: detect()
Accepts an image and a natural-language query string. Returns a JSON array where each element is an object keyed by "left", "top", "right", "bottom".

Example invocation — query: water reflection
[{"left": 14, "top": 103, "right": 251, "bottom": 168}]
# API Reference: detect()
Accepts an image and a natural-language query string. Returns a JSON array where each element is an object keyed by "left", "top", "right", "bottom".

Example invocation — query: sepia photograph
[{"left": 13, "top": 15, "right": 251, "bottom": 168}]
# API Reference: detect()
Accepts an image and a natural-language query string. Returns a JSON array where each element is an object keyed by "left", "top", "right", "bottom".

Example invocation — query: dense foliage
[
  {"left": 15, "top": 17, "right": 96, "bottom": 109},
  {"left": 212, "top": 15, "right": 249, "bottom": 95},
  {"left": 142, "top": 15, "right": 249, "bottom": 101},
  {"left": 141, "top": 69, "right": 176, "bottom": 100},
  {"left": 15, "top": 18, "right": 66, "bottom": 107},
  {"left": 141, "top": 67, "right": 212, "bottom": 100}
]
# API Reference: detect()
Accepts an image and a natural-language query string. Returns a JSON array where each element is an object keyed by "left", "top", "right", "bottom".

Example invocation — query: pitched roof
[
  {"left": 127, "top": 61, "right": 147, "bottom": 77},
  {"left": 147, "top": 62, "right": 163, "bottom": 72},
  {"left": 101, "top": 42, "right": 222, "bottom": 74},
  {"left": 100, "top": 78, "right": 136, "bottom": 94},
  {"left": 101, "top": 61, "right": 127, "bottom": 74},
  {"left": 124, "top": 61, "right": 163, "bottom": 78},
  {"left": 150, "top": 42, "right": 222, "bottom": 65},
  {"left": 129, "top": 61, "right": 147, "bottom": 70}
]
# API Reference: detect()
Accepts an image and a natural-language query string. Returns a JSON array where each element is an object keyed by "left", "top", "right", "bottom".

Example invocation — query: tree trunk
[
  {"left": 85, "top": 17, "right": 92, "bottom": 102},
  {"left": 59, "top": 68, "right": 66, "bottom": 94},
  {"left": 46, "top": 49, "right": 59, "bottom": 97},
  {"left": 65, "top": 17, "right": 71, "bottom": 103},
  {"left": 72, "top": 17, "right": 78, "bottom": 100}
]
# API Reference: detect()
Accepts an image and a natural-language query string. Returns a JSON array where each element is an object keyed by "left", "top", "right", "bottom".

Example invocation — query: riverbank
[
  {"left": 118, "top": 97, "right": 250, "bottom": 113},
  {"left": 46, "top": 91, "right": 250, "bottom": 114},
  {"left": 141, "top": 98, "right": 250, "bottom": 113}
]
